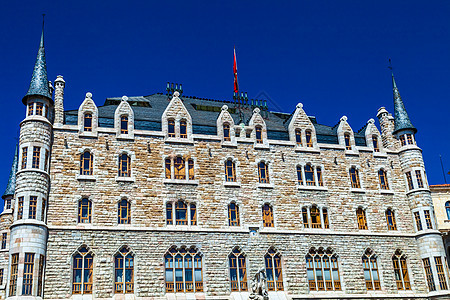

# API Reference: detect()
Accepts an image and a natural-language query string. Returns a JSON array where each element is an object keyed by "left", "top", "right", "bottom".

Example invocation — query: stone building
[
  {"left": 0, "top": 27, "right": 449, "bottom": 300},
  {"left": 430, "top": 184, "right": 450, "bottom": 269}
]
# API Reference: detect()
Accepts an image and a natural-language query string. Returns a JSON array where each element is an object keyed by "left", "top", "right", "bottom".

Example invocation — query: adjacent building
[{"left": 0, "top": 26, "right": 449, "bottom": 300}]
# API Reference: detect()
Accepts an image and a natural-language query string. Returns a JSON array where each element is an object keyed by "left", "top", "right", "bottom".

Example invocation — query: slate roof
[
  {"left": 392, "top": 74, "right": 416, "bottom": 134},
  {"left": 64, "top": 93, "right": 367, "bottom": 146},
  {"left": 2, "top": 145, "right": 18, "bottom": 199}
]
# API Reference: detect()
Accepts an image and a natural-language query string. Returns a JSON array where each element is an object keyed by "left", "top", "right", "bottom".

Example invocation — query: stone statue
[{"left": 249, "top": 268, "right": 269, "bottom": 300}]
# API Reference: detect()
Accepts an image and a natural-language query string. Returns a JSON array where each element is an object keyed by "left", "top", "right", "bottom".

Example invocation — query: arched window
[
  {"left": 167, "top": 201, "right": 197, "bottom": 226},
  {"left": 180, "top": 120, "right": 187, "bottom": 138},
  {"left": 72, "top": 246, "right": 93, "bottom": 294},
  {"left": 120, "top": 115, "right": 128, "bottom": 134},
  {"left": 446, "top": 202, "right": 450, "bottom": 220},
  {"left": 378, "top": 169, "right": 389, "bottom": 190},
  {"left": 165, "top": 159, "right": 172, "bottom": 179},
  {"left": 297, "top": 165, "right": 303, "bottom": 185},
  {"left": 305, "top": 164, "right": 315, "bottom": 186},
  {"left": 302, "top": 207, "right": 309, "bottom": 228},
  {"left": 258, "top": 162, "right": 269, "bottom": 184},
  {"left": 78, "top": 198, "right": 92, "bottom": 223},
  {"left": 225, "top": 159, "right": 236, "bottom": 182},
  {"left": 265, "top": 248, "right": 283, "bottom": 291},
  {"left": 229, "top": 248, "right": 247, "bottom": 291},
  {"left": 372, "top": 136, "right": 380, "bottom": 152},
  {"left": 356, "top": 208, "right": 367, "bottom": 230},
  {"left": 190, "top": 204, "right": 197, "bottom": 225},
  {"left": 262, "top": 204, "right": 274, "bottom": 227},
  {"left": 255, "top": 126, "right": 262, "bottom": 143},
  {"left": 188, "top": 159, "right": 194, "bottom": 180},
  {"left": 295, "top": 129, "right": 302, "bottom": 146},
  {"left": 317, "top": 167, "right": 324, "bottom": 186},
  {"left": 386, "top": 209, "right": 397, "bottom": 230},
  {"left": 310, "top": 205, "right": 321, "bottom": 228},
  {"left": 118, "top": 199, "right": 131, "bottom": 224},
  {"left": 344, "top": 133, "right": 351, "bottom": 150},
  {"left": 223, "top": 123, "right": 231, "bottom": 141},
  {"left": 306, "top": 247, "right": 341, "bottom": 291},
  {"left": 362, "top": 249, "right": 380, "bottom": 290},
  {"left": 80, "top": 151, "right": 93, "bottom": 175},
  {"left": 174, "top": 157, "right": 186, "bottom": 180},
  {"left": 349, "top": 167, "right": 361, "bottom": 188},
  {"left": 114, "top": 246, "right": 134, "bottom": 294},
  {"left": 168, "top": 119, "right": 175, "bottom": 137},
  {"left": 175, "top": 201, "right": 187, "bottom": 225},
  {"left": 323, "top": 208, "right": 329, "bottom": 229},
  {"left": 165, "top": 246, "right": 203, "bottom": 293},
  {"left": 305, "top": 130, "right": 313, "bottom": 147},
  {"left": 118, "top": 154, "right": 131, "bottom": 177},
  {"left": 228, "top": 202, "right": 240, "bottom": 226},
  {"left": 392, "top": 250, "right": 411, "bottom": 290},
  {"left": 84, "top": 113, "right": 92, "bottom": 132}
]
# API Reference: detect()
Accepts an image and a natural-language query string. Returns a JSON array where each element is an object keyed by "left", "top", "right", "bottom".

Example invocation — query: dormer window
[
  {"left": 36, "top": 103, "right": 43, "bottom": 116},
  {"left": 180, "top": 120, "right": 187, "bottom": 138},
  {"left": 372, "top": 136, "right": 380, "bottom": 152},
  {"left": 344, "top": 133, "right": 351, "bottom": 150},
  {"left": 120, "top": 116, "right": 128, "bottom": 134},
  {"left": 305, "top": 130, "right": 313, "bottom": 147},
  {"left": 295, "top": 129, "right": 302, "bottom": 146},
  {"left": 168, "top": 119, "right": 175, "bottom": 137},
  {"left": 84, "top": 113, "right": 92, "bottom": 132},
  {"left": 223, "top": 123, "right": 231, "bottom": 141},
  {"left": 255, "top": 126, "right": 262, "bottom": 143}
]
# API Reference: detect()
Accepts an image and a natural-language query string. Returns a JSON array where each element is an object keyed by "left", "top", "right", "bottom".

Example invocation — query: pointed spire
[
  {"left": 22, "top": 15, "right": 52, "bottom": 104},
  {"left": 2, "top": 144, "right": 19, "bottom": 199},
  {"left": 391, "top": 71, "right": 417, "bottom": 134}
]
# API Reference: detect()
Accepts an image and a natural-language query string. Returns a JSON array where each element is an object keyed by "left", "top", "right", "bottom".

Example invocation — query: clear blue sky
[{"left": 1, "top": 1, "right": 450, "bottom": 203}]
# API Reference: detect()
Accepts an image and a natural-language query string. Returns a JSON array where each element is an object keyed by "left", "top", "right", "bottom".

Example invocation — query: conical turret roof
[
  {"left": 392, "top": 73, "right": 416, "bottom": 134},
  {"left": 22, "top": 23, "right": 52, "bottom": 104},
  {"left": 2, "top": 145, "right": 18, "bottom": 199}
]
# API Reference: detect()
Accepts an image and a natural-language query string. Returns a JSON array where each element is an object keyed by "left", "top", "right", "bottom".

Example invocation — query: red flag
[{"left": 233, "top": 47, "right": 239, "bottom": 94}]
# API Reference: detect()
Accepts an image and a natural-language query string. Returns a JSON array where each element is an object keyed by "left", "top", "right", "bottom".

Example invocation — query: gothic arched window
[
  {"left": 378, "top": 169, "right": 389, "bottom": 190},
  {"left": 344, "top": 133, "right": 351, "bottom": 150},
  {"left": 229, "top": 248, "right": 247, "bottom": 291},
  {"left": 305, "top": 164, "right": 315, "bottom": 186},
  {"left": 225, "top": 159, "right": 236, "bottom": 182},
  {"left": 168, "top": 119, "right": 175, "bottom": 137},
  {"left": 265, "top": 248, "right": 283, "bottom": 291},
  {"left": 258, "top": 162, "right": 269, "bottom": 184},
  {"left": 223, "top": 123, "right": 231, "bottom": 141},
  {"left": 349, "top": 167, "right": 361, "bottom": 188},
  {"left": 84, "top": 113, "right": 92, "bottom": 132},
  {"left": 114, "top": 246, "right": 134, "bottom": 294},
  {"left": 356, "top": 208, "right": 368, "bottom": 230},
  {"left": 80, "top": 151, "right": 93, "bottom": 175},
  {"left": 174, "top": 157, "right": 185, "bottom": 180},
  {"left": 118, "top": 154, "right": 131, "bottom": 177},
  {"left": 262, "top": 204, "right": 274, "bottom": 227},
  {"left": 78, "top": 198, "right": 92, "bottom": 224},
  {"left": 306, "top": 247, "right": 341, "bottom": 291},
  {"left": 180, "top": 120, "right": 187, "bottom": 138},
  {"left": 372, "top": 136, "right": 380, "bottom": 152},
  {"left": 120, "top": 116, "right": 128, "bottom": 134},
  {"left": 305, "top": 130, "right": 313, "bottom": 147},
  {"left": 228, "top": 202, "right": 240, "bottom": 226},
  {"left": 392, "top": 250, "right": 411, "bottom": 290},
  {"left": 295, "top": 129, "right": 302, "bottom": 146},
  {"left": 72, "top": 246, "right": 93, "bottom": 294},
  {"left": 118, "top": 199, "right": 131, "bottom": 224},
  {"left": 362, "top": 249, "right": 380, "bottom": 290},
  {"left": 165, "top": 246, "right": 203, "bottom": 293},
  {"left": 386, "top": 209, "right": 397, "bottom": 230},
  {"left": 255, "top": 126, "right": 263, "bottom": 143}
]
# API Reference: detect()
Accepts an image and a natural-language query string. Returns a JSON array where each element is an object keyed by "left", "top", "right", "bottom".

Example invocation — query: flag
[{"left": 233, "top": 47, "right": 239, "bottom": 94}]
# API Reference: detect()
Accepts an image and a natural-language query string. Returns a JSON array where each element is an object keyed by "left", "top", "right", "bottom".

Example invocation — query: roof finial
[{"left": 41, "top": 14, "right": 45, "bottom": 47}]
